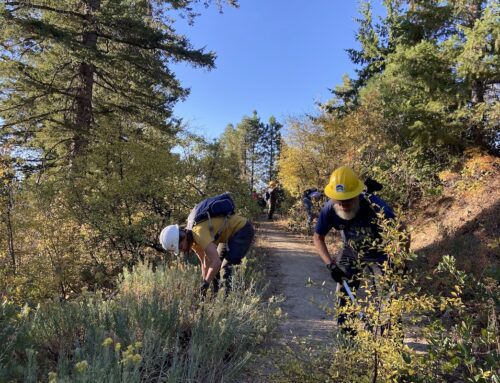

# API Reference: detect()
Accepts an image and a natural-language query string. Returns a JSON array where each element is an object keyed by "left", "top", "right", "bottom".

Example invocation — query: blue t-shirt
[{"left": 315, "top": 194, "right": 395, "bottom": 262}]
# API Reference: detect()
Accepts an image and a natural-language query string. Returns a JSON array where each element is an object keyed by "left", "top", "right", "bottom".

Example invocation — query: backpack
[
  {"left": 364, "top": 177, "right": 383, "bottom": 194},
  {"left": 186, "top": 193, "right": 236, "bottom": 239},
  {"left": 303, "top": 187, "right": 318, "bottom": 199}
]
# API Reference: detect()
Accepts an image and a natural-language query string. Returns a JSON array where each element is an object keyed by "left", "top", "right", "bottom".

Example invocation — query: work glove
[
  {"left": 327, "top": 262, "right": 348, "bottom": 283},
  {"left": 199, "top": 280, "right": 210, "bottom": 298}
]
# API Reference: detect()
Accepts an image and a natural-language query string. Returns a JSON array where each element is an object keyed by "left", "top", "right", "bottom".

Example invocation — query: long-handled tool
[
  {"left": 343, "top": 277, "right": 394, "bottom": 335},
  {"left": 342, "top": 280, "right": 365, "bottom": 320}
]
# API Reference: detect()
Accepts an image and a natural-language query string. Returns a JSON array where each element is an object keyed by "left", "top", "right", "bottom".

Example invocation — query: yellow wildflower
[
  {"left": 102, "top": 337, "right": 113, "bottom": 347},
  {"left": 75, "top": 360, "right": 89, "bottom": 373}
]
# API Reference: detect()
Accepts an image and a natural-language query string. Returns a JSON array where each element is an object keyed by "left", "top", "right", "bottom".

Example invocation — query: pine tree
[
  {"left": 259, "top": 116, "right": 282, "bottom": 183},
  {"left": 327, "top": 0, "right": 498, "bottom": 150},
  {"left": 329, "top": 0, "right": 398, "bottom": 112},
  {"left": 0, "top": 0, "right": 220, "bottom": 167},
  {"left": 221, "top": 111, "right": 263, "bottom": 190},
  {"left": 0, "top": 150, "right": 17, "bottom": 273}
]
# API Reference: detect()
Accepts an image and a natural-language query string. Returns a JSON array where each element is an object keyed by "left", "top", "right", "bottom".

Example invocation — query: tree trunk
[
  {"left": 71, "top": 0, "right": 100, "bottom": 159},
  {"left": 6, "top": 187, "right": 16, "bottom": 273},
  {"left": 471, "top": 79, "right": 484, "bottom": 104},
  {"left": 269, "top": 145, "right": 274, "bottom": 181},
  {"left": 242, "top": 145, "right": 247, "bottom": 178},
  {"left": 250, "top": 147, "right": 255, "bottom": 190},
  {"left": 470, "top": 79, "right": 487, "bottom": 147},
  {"left": 465, "top": 2, "right": 487, "bottom": 148}
]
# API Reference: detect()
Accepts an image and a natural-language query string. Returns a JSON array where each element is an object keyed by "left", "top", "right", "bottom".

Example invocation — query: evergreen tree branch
[
  {"left": 0, "top": 92, "right": 51, "bottom": 113},
  {"left": 95, "top": 30, "right": 214, "bottom": 66},
  {"left": 0, "top": 109, "right": 71, "bottom": 128},
  {"left": 4, "top": 1, "right": 87, "bottom": 20}
]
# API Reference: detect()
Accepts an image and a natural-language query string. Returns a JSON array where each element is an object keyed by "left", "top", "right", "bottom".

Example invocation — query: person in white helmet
[{"left": 159, "top": 212, "right": 254, "bottom": 296}]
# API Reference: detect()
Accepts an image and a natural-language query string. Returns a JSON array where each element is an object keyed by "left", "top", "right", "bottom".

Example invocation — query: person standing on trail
[
  {"left": 265, "top": 180, "right": 279, "bottom": 220},
  {"left": 312, "top": 166, "right": 399, "bottom": 328},
  {"left": 159, "top": 193, "right": 254, "bottom": 296},
  {"left": 252, "top": 189, "right": 266, "bottom": 210},
  {"left": 303, "top": 188, "right": 322, "bottom": 228}
]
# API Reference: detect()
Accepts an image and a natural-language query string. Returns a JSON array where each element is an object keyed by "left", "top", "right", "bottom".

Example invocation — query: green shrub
[
  {"left": 1, "top": 259, "right": 280, "bottom": 383},
  {"left": 274, "top": 214, "right": 499, "bottom": 383},
  {"left": 0, "top": 300, "right": 30, "bottom": 381}
]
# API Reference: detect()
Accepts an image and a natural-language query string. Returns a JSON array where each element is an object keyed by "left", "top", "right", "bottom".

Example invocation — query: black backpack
[
  {"left": 365, "top": 178, "right": 383, "bottom": 193},
  {"left": 186, "top": 193, "right": 235, "bottom": 239}
]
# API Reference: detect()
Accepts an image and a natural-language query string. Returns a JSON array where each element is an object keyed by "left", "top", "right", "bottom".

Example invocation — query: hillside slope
[{"left": 410, "top": 152, "right": 500, "bottom": 278}]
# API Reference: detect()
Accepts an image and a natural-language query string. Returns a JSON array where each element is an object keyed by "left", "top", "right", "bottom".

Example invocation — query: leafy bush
[
  {"left": 0, "top": 300, "right": 30, "bottom": 381},
  {"left": 0, "top": 258, "right": 280, "bottom": 383},
  {"left": 274, "top": 214, "right": 499, "bottom": 383}
]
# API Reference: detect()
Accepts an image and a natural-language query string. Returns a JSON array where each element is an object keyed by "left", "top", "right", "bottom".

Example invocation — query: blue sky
[{"left": 172, "top": 0, "right": 384, "bottom": 139}]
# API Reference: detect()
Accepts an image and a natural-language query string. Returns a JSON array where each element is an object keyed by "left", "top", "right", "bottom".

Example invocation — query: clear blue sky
[{"left": 172, "top": 0, "right": 384, "bottom": 139}]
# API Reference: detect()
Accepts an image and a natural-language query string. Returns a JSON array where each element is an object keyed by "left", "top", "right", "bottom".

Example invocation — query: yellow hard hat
[
  {"left": 268, "top": 180, "right": 277, "bottom": 187},
  {"left": 324, "top": 167, "right": 365, "bottom": 200}
]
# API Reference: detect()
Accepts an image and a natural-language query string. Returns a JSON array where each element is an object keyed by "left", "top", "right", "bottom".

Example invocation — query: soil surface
[
  {"left": 256, "top": 219, "right": 336, "bottom": 341},
  {"left": 233, "top": 219, "right": 337, "bottom": 383},
  {"left": 235, "top": 217, "right": 428, "bottom": 382}
]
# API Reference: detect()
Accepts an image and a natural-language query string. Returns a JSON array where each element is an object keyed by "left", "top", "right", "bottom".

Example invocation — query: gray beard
[{"left": 333, "top": 200, "right": 360, "bottom": 221}]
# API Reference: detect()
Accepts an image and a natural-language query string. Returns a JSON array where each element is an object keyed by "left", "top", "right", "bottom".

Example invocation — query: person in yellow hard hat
[
  {"left": 265, "top": 180, "right": 279, "bottom": 220},
  {"left": 313, "top": 166, "right": 403, "bottom": 330}
]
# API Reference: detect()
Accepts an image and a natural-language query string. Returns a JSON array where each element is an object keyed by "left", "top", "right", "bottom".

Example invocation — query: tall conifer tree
[
  {"left": 0, "top": 0, "right": 222, "bottom": 167},
  {"left": 260, "top": 116, "right": 282, "bottom": 183},
  {"left": 327, "top": 0, "right": 498, "bottom": 150}
]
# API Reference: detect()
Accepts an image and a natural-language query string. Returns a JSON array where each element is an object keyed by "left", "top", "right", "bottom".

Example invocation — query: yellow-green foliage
[
  {"left": 278, "top": 116, "right": 366, "bottom": 197},
  {"left": 278, "top": 91, "right": 450, "bottom": 208},
  {"left": 274, "top": 214, "right": 499, "bottom": 383},
  {"left": 0, "top": 119, "right": 262, "bottom": 303}
]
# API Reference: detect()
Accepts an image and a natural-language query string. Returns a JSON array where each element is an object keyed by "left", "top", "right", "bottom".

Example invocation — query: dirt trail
[
  {"left": 233, "top": 220, "right": 336, "bottom": 383},
  {"left": 235, "top": 219, "right": 429, "bottom": 382},
  {"left": 256, "top": 219, "right": 336, "bottom": 341},
  {"left": 255, "top": 220, "right": 427, "bottom": 350}
]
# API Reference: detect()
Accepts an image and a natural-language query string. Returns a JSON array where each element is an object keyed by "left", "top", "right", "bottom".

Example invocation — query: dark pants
[
  {"left": 213, "top": 221, "right": 255, "bottom": 292},
  {"left": 335, "top": 247, "right": 387, "bottom": 330},
  {"left": 267, "top": 201, "right": 276, "bottom": 220},
  {"left": 303, "top": 198, "right": 314, "bottom": 225}
]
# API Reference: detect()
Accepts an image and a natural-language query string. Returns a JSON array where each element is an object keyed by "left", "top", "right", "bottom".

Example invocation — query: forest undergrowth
[
  {"left": 275, "top": 157, "right": 499, "bottom": 383},
  {"left": 0, "top": 252, "right": 281, "bottom": 383}
]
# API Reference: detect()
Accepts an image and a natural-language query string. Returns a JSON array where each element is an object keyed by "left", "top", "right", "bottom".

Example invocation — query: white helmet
[{"left": 159, "top": 224, "right": 179, "bottom": 254}]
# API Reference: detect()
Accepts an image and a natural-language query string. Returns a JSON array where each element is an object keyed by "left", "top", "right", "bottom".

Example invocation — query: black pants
[
  {"left": 267, "top": 202, "right": 276, "bottom": 220},
  {"left": 335, "top": 247, "right": 387, "bottom": 330},
  {"left": 336, "top": 263, "right": 385, "bottom": 327},
  {"left": 213, "top": 221, "right": 255, "bottom": 292}
]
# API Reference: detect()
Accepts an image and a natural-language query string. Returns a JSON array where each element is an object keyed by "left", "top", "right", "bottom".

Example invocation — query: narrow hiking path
[
  {"left": 256, "top": 219, "right": 336, "bottom": 340},
  {"left": 255, "top": 219, "right": 427, "bottom": 351},
  {"left": 235, "top": 219, "right": 428, "bottom": 382},
  {"left": 232, "top": 220, "right": 336, "bottom": 383}
]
